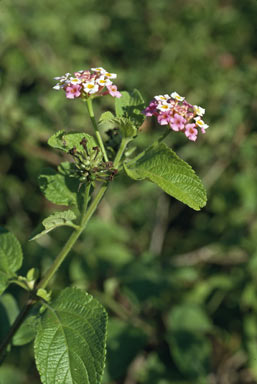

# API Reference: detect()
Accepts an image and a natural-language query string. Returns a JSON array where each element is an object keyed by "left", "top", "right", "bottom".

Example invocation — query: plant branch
[{"left": 86, "top": 98, "right": 109, "bottom": 162}]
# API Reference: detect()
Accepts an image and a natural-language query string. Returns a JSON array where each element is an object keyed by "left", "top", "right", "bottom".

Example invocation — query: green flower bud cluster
[{"left": 69, "top": 138, "right": 118, "bottom": 184}]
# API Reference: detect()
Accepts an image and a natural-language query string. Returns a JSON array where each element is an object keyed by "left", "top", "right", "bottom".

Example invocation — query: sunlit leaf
[
  {"left": 30, "top": 210, "right": 77, "bottom": 241},
  {"left": 48, "top": 131, "right": 97, "bottom": 155},
  {"left": 124, "top": 143, "right": 207, "bottom": 210}
]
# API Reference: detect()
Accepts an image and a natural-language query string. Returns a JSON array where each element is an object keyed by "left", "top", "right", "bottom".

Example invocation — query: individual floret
[
  {"left": 65, "top": 84, "right": 82, "bottom": 99},
  {"left": 171, "top": 92, "right": 185, "bottom": 102},
  {"left": 193, "top": 105, "right": 205, "bottom": 117},
  {"left": 83, "top": 81, "right": 99, "bottom": 94}
]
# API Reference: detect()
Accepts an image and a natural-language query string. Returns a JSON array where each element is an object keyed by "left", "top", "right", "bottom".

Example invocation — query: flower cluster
[
  {"left": 143, "top": 92, "right": 208, "bottom": 141},
  {"left": 53, "top": 67, "right": 122, "bottom": 100}
]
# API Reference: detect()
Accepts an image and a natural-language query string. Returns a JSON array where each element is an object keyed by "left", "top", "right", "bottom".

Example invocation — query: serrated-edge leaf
[
  {"left": 115, "top": 91, "right": 131, "bottom": 117},
  {"left": 34, "top": 287, "right": 108, "bottom": 384},
  {"left": 30, "top": 210, "right": 77, "bottom": 241},
  {"left": 99, "top": 111, "right": 115, "bottom": 123},
  {"left": 124, "top": 143, "right": 207, "bottom": 210},
  {"left": 115, "top": 89, "right": 145, "bottom": 114},
  {"left": 43, "top": 210, "right": 76, "bottom": 229},
  {"left": 108, "top": 117, "right": 137, "bottom": 139},
  {"left": 130, "top": 89, "right": 145, "bottom": 106}
]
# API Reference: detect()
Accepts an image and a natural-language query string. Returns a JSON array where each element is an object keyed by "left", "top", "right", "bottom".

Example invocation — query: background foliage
[{"left": 0, "top": 0, "right": 257, "bottom": 383}]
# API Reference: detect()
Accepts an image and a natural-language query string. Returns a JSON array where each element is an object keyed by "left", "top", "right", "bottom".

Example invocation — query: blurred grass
[{"left": 0, "top": 0, "right": 257, "bottom": 383}]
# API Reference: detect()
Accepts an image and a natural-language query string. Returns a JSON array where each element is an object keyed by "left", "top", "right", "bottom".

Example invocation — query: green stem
[
  {"left": 113, "top": 138, "right": 130, "bottom": 168},
  {"left": 37, "top": 228, "right": 81, "bottom": 290},
  {"left": 37, "top": 182, "right": 108, "bottom": 290},
  {"left": 86, "top": 98, "right": 109, "bottom": 162},
  {"left": 80, "top": 182, "right": 108, "bottom": 228},
  {"left": 80, "top": 183, "right": 91, "bottom": 224}
]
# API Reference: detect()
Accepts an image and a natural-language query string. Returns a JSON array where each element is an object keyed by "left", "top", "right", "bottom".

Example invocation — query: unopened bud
[
  {"left": 80, "top": 138, "right": 89, "bottom": 156},
  {"left": 69, "top": 147, "right": 77, "bottom": 156},
  {"left": 93, "top": 146, "right": 100, "bottom": 159}
]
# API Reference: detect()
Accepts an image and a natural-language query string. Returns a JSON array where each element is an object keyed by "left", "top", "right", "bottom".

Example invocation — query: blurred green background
[{"left": 1, "top": 0, "right": 257, "bottom": 383}]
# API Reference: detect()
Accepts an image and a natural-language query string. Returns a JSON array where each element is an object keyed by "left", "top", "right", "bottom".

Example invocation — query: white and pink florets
[
  {"left": 53, "top": 67, "right": 122, "bottom": 100},
  {"left": 143, "top": 92, "right": 209, "bottom": 141}
]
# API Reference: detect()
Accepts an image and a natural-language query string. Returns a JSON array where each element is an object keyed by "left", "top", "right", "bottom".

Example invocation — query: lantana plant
[{"left": 0, "top": 67, "right": 208, "bottom": 383}]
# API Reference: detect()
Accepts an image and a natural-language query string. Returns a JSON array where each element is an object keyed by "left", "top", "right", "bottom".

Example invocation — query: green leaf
[
  {"left": 39, "top": 168, "right": 79, "bottom": 207},
  {"left": 100, "top": 117, "right": 137, "bottom": 141},
  {"left": 113, "top": 117, "right": 137, "bottom": 139},
  {"left": 0, "top": 294, "right": 19, "bottom": 341},
  {"left": 30, "top": 210, "right": 77, "bottom": 241},
  {"left": 13, "top": 315, "right": 38, "bottom": 346},
  {"left": 0, "top": 273, "right": 8, "bottom": 296},
  {"left": 43, "top": 209, "right": 76, "bottom": 232},
  {"left": 0, "top": 228, "right": 23, "bottom": 294},
  {"left": 115, "top": 89, "right": 145, "bottom": 128},
  {"left": 98, "top": 111, "right": 115, "bottom": 129},
  {"left": 100, "top": 111, "right": 115, "bottom": 120},
  {"left": 34, "top": 287, "right": 108, "bottom": 384},
  {"left": 124, "top": 142, "right": 207, "bottom": 210},
  {"left": 48, "top": 131, "right": 97, "bottom": 155},
  {"left": 57, "top": 161, "right": 78, "bottom": 177},
  {"left": 99, "top": 112, "right": 137, "bottom": 140},
  {"left": 37, "top": 288, "right": 52, "bottom": 302},
  {"left": 115, "top": 91, "right": 131, "bottom": 116},
  {"left": 115, "top": 89, "right": 144, "bottom": 116}
]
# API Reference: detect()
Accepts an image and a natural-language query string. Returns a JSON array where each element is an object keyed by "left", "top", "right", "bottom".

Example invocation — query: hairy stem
[{"left": 86, "top": 98, "right": 109, "bottom": 162}]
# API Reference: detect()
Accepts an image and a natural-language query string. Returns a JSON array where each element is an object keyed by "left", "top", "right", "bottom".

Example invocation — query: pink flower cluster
[
  {"left": 143, "top": 92, "right": 209, "bottom": 141},
  {"left": 53, "top": 67, "right": 122, "bottom": 100}
]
